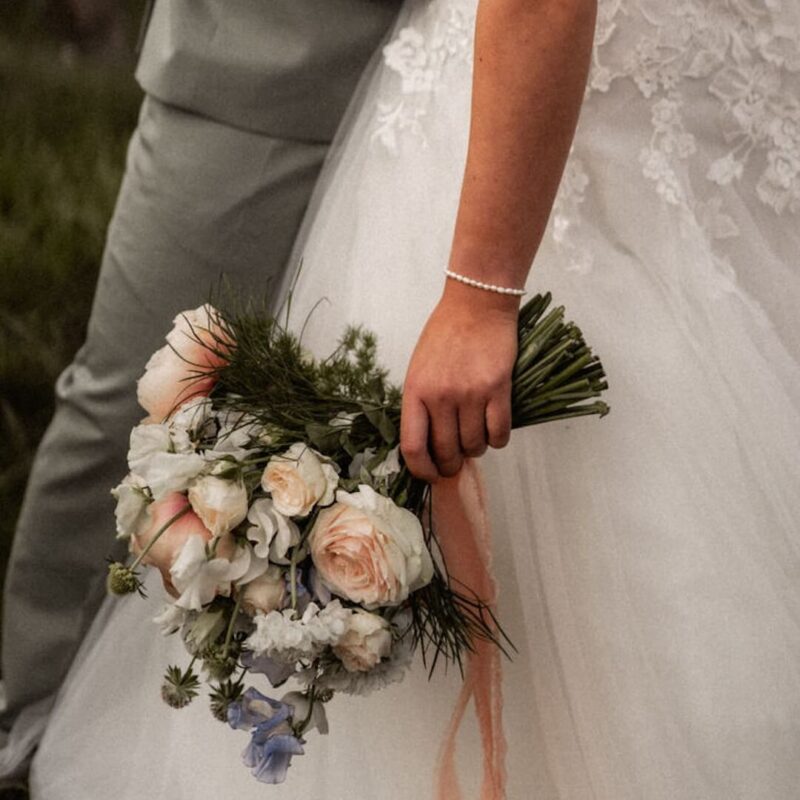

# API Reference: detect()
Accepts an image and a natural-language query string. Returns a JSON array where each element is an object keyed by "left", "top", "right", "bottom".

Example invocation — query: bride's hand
[{"left": 400, "top": 281, "right": 519, "bottom": 482}]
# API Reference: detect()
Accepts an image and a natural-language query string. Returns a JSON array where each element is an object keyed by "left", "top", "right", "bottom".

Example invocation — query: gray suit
[{"left": 0, "top": 0, "right": 399, "bottom": 781}]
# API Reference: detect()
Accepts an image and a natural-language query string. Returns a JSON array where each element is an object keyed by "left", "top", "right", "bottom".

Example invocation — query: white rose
[
  {"left": 308, "top": 484, "right": 434, "bottom": 608},
  {"left": 239, "top": 566, "right": 286, "bottom": 616},
  {"left": 187, "top": 475, "right": 249, "bottom": 537},
  {"left": 333, "top": 610, "right": 392, "bottom": 672},
  {"left": 261, "top": 443, "right": 339, "bottom": 517}
]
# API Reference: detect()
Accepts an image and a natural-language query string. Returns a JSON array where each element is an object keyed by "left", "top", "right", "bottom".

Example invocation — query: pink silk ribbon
[{"left": 430, "top": 457, "right": 507, "bottom": 800}]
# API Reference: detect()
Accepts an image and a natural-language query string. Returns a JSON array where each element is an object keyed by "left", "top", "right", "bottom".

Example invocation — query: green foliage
[{"left": 0, "top": 32, "right": 141, "bottom": 629}]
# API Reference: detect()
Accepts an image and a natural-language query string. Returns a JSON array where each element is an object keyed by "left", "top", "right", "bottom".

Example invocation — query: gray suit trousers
[{"left": 0, "top": 94, "right": 328, "bottom": 779}]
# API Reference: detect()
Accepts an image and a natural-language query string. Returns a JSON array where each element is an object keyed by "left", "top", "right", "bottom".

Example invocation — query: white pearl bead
[{"left": 443, "top": 268, "right": 526, "bottom": 296}]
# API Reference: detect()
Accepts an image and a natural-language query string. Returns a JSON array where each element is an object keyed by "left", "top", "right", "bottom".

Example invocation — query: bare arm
[{"left": 400, "top": 0, "right": 597, "bottom": 481}]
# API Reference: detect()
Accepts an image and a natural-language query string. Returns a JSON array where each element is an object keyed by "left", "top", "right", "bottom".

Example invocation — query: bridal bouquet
[{"left": 106, "top": 294, "right": 608, "bottom": 785}]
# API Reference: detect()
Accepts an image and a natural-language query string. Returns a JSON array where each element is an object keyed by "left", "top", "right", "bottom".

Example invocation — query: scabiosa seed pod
[
  {"left": 161, "top": 665, "right": 200, "bottom": 709},
  {"left": 202, "top": 646, "right": 239, "bottom": 682},
  {"left": 209, "top": 679, "right": 245, "bottom": 723},
  {"left": 106, "top": 562, "right": 142, "bottom": 596}
]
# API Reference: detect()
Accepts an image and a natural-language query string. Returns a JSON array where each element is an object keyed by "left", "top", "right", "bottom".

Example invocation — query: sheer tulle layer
[{"left": 31, "top": 0, "right": 800, "bottom": 797}]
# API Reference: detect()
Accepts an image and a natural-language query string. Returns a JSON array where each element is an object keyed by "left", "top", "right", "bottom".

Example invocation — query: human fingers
[
  {"left": 458, "top": 398, "right": 488, "bottom": 458},
  {"left": 400, "top": 393, "right": 441, "bottom": 483},
  {"left": 485, "top": 388, "right": 512, "bottom": 449},
  {"left": 428, "top": 400, "right": 464, "bottom": 477}
]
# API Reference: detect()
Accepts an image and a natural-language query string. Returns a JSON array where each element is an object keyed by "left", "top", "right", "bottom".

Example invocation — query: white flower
[
  {"left": 347, "top": 447, "right": 376, "bottom": 479},
  {"left": 333, "top": 610, "right": 392, "bottom": 672},
  {"left": 127, "top": 423, "right": 206, "bottom": 500},
  {"left": 168, "top": 397, "right": 214, "bottom": 453},
  {"left": 187, "top": 475, "right": 249, "bottom": 537},
  {"left": 153, "top": 603, "right": 189, "bottom": 635},
  {"left": 170, "top": 535, "right": 251, "bottom": 611},
  {"left": 239, "top": 566, "right": 286, "bottom": 616},
  {"left": 348, "top": 446, "right": 402, "bottom": 482},
  {"left": 203, "top": 409, "right": 263, "bottom": 461},
  {"left": 372, "top": 446, "right": 402, "bottom": 479},
  {"left": 309, "top": 484, "right": 434, "bottom": 608},
  {"left": 328, "top": 411, "right": 359, "bottom": 430},
  {"left": 299, "top": 615, "right": 414, "bottom": 696},
  {"left": 280, "top": 691, "right": 328, "bottom": 735},
  {"left": 110, "top": 473, "right": 151, "bottom": 539},
  {"left": 261, "top": 443, "right": 339, "bottom": 517},
  {"left": 246, "top": 497, "right": 301, "bottom": 564},
  {"left": 245, "top": 600, "right": 350, "bottom": 663}
]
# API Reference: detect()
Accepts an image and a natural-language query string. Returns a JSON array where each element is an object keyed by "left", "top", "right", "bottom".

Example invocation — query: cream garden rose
[
  {"left": 136, "top": 305, "right": 231, "bottom": 423},
  {"left": 308, "top": 484, "right": 434, "bottom": 608},
  {"left": 333, "top": 610, "right": 392, "bottom": 672},
  {"left": 261, "top": 443, "right": 338, "bottom": 517},
  {"left": 187, "top": 474, "right": 248, "bottom": 537}
]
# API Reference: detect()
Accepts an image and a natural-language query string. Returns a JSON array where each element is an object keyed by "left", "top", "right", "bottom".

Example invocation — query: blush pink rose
[
  {"left": 308, "top": 486, "right": 433, "bottom": 608},
  {"left": 136, "top": 305, "right": 232, "bottom": 423},
  {"left": 132, "top": 492, "right": 234, "bottom": 596}
]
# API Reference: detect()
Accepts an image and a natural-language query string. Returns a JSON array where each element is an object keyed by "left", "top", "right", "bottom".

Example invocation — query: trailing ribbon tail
[{"left": 431, "top": 458, "right": 507, "bottom": 800}]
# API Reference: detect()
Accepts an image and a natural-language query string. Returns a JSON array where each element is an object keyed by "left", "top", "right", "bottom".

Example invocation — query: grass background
[
  {"left": 0, "top": 0, "right": 142, "bottom": 690},
  {"left": 0, "top": 6, "right": 143, "bottom": 793}
]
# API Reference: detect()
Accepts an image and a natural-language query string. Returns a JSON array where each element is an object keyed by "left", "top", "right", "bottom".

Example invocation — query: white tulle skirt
[{"left": 31, "top": 0, "right": 800, "bottom": 797}]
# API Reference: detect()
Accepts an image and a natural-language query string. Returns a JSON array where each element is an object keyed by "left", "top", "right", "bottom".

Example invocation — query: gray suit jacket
[{"left": 136, "top": 0, "right": 402, "bottom": 142}]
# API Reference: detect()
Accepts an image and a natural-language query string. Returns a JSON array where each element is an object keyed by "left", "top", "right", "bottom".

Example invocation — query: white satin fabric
[{"left": 31, "top": 1, "right": 800, "bottom": 798}]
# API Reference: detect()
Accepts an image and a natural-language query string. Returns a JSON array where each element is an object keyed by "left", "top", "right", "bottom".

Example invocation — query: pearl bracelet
[{"left": 444, "top": 268, "right": 527, "bottom": 297}]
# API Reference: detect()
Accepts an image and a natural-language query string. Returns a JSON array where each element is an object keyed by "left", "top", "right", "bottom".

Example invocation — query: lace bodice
[{"left": 372, "top": 0, "right": 800, "bottom": 273}]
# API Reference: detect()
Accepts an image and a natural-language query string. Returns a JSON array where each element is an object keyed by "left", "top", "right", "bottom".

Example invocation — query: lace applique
[
  {"left": 372, "top": 2, "right": 474, "bottom": 153},
  {"left": 551, "top": 157, "right": 594, "bottom": 275},
  {"left": 371, "top": 0, "right": 800, "bottom": 272},
  {"left": 589, "top": 0, "right": 800, "bottom": 217}
]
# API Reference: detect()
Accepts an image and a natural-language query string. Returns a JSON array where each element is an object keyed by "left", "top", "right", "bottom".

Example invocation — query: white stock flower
[
  {"left": 333, "top": 610, "right": 392, "bottom": 672},
  {"left": 309, "top": 484, "right": 434, "bottom": 608},
  {"left": 245, "top": 600, "right": 350, "bottom": 663},
  {"left": 187, "top": 475, "right": 249, "bottom": 537},
  {"left": 128, "top": 423, "right": 206, "bottom": 500},
  {"left": 247, "top": 497, "right": 301, "bottom": 563},
  {"left": 110, "top": 473, "right": 151, "bottom": 539},
  {"left": 170, "top": 535, "right": 251, "bottom": 611},
  {"left": 261, "top": 443, "right": 339, "bottom": 517}
]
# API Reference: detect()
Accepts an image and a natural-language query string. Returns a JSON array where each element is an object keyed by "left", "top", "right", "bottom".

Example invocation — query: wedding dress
[{"left": 30, "top": 1, "right": 800, "bottom": 798}]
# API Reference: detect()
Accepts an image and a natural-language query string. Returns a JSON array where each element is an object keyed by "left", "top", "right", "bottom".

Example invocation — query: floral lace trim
[
  {"left": 371, "top": 2, "right": 474, "bottom": 153},
  {"left": 372, "top": 0, "right": 800, "bottom": 272},
  {"left": 590, "top": 0, "right": 800, "bottom": 218}
]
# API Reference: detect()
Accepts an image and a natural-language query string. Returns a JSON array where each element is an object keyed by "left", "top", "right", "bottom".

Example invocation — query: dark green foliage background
[{"left": 0, "top": 10, "right": 142, "bottom": 683}]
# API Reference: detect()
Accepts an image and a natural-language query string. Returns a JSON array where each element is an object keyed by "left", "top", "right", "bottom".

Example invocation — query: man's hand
[{"left": 400, "top": 280, "right": 519, "bottom": 482}]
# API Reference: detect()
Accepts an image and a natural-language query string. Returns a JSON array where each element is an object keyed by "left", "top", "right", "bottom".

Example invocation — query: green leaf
[
  {"left": 305, "top": 421, "right": 340, "bottom": 454},
  {"left": 363, "top": 406, "right": 397, "bottom": 445}
]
